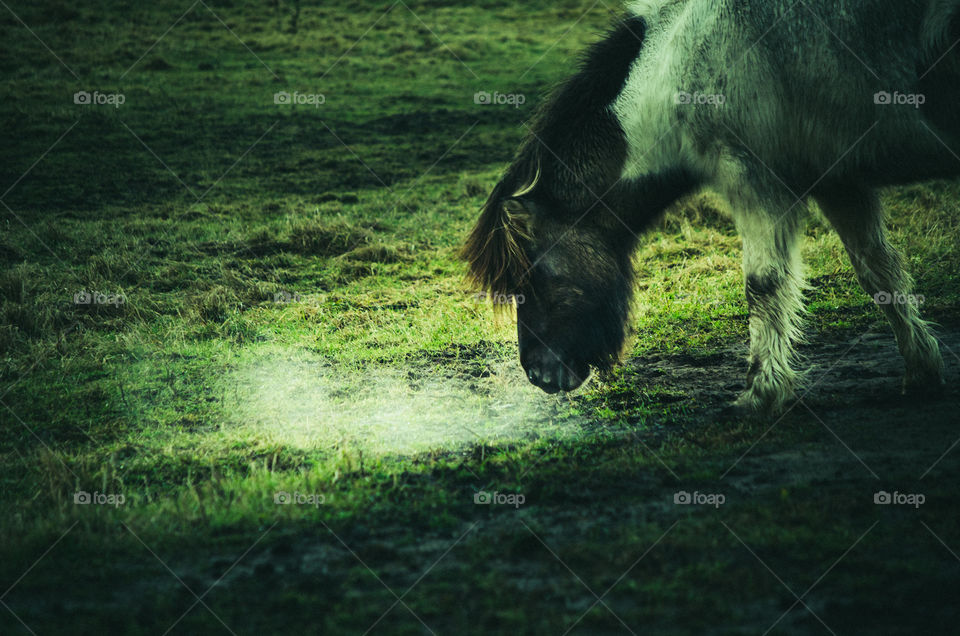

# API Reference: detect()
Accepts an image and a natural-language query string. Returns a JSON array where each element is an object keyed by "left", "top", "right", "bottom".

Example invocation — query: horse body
[
  {"left": 620, "top": 0, "right": 960, "bottom": 188},
  {"left": 465, "top": 0, "right": 960, "bottom": 411}
]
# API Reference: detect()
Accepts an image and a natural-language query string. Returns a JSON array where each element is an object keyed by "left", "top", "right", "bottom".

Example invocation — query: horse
[{"left": 463, "top": 0, "right": 960, "bottom": 413}]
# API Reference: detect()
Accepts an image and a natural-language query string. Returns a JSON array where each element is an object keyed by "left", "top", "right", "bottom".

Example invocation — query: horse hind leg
[{"left": 814, "top": 185, "right": 944, "bottom": 393}]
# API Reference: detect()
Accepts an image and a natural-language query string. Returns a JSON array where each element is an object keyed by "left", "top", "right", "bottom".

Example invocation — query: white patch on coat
[
  {"left": 625, "top": 0, "right": 671, "bottom": 26},
  {"left": 612, "top": 0, "right": 718, "bottom": 182}
]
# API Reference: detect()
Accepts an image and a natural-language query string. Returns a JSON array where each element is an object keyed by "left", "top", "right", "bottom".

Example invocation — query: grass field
[{"left": 2, "top": 1, "right": 960, "bottom": 633}]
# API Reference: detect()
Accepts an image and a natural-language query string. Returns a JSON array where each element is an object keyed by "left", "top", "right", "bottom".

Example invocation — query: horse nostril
[
  {"left": 555, "top": 368, "right": 567, "bottom": 391},
  {"left": 561, "top": 369, "right": 583, "bottom": 392},
  {"left": 522, "top": 349, "right": 580, "bottom": 394}
]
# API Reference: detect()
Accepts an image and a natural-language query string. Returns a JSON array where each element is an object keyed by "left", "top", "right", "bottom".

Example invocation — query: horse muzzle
[{"left": 520, "top": 347, "right": 589, "bottom": 393}]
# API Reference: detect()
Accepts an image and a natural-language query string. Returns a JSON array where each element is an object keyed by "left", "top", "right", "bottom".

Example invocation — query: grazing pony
[{"left": 464, "top": 0, "right": 960, "bottom": 412}]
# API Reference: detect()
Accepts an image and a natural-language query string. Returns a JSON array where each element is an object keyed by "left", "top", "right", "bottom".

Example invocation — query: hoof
[
  {"left": 732, "top": 387, "right": 792, "bottom": 417},
  {"left": 719, "top": 400, "right": 757, "bottom": 421},
  {"left": 902, "top": 373, "right": 945, "bottom": 397},
  {"left": 902, "top": 345, "right": 944, "bottom": 396}
]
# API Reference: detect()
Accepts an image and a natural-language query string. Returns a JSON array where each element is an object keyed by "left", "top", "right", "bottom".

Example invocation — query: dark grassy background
[{"left": 2, "top": 1, "right": 960, "bottom": 633}]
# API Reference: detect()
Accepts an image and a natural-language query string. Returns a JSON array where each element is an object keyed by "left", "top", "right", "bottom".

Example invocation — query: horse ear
[
  {"left": 503, "top": 198, "right": 533, "bottom": 232},
  {"left": 503, "top": 198, "right": 526, "bottom": 214},
  {"left": 462, "top": 191, "right": 533, "bottom": 301}
]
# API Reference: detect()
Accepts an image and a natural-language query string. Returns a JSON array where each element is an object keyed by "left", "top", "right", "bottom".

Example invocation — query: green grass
[{"left": 2, "top": 1, "right": 960, "bottom": 633}]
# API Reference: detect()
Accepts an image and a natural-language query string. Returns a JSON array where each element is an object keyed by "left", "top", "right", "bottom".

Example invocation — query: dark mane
[
  {"left": 462, "top": 15, "right": 647, "bottom": 301},
  {"left": 461, "top": 166, "right": 535, "bottom": 305}
]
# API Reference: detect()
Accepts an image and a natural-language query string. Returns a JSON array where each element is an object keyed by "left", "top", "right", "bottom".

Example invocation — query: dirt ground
[
  {"left": 10, "top": 320, "right": 958, "bottom": 635},
  {"left": 233, "top": 322, "right": 960, "bottom": 634}
]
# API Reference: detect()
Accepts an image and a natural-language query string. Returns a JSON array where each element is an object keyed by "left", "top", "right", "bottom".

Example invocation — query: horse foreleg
[{"left": 727, "top": 180, "right": 807, "bottom": 414}]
